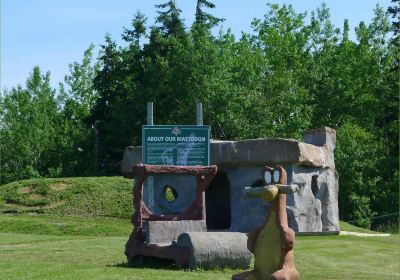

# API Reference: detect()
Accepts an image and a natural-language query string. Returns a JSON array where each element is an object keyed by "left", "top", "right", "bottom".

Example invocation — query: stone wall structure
[{"left": 121, "top": 127, "right": 339, "bottom": 233}]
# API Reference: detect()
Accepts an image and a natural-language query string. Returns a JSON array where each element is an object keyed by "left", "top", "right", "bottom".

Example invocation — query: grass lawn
[
  {"left": 0, "top": 214, "right": 399, "bottom": 280},
  {"left": 0, "top": 178, "right": 399, "bottom": 279}
]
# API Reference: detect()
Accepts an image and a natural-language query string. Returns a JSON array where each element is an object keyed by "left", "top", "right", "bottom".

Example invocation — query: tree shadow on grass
[{"left": 109, "top": 256, "right": 178, "bottom": 270}]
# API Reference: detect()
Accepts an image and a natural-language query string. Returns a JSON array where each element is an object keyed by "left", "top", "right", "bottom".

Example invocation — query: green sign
[{"left": 142, "top": 125, "right": 210, "bottom": 166}]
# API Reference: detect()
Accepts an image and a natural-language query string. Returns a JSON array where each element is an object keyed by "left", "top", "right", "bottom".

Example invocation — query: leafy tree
[
  {"left": 0, "top": 67, "right": 63, "bottom": 183},
  {"left": 335, "top": 123, "right": 382, "bottom": 226},
  {"left": 250, "top": 4, "right": 313, "bottom": 138},
  {"left": 59, "top": 44, "right": 99, "bottom": 175}
]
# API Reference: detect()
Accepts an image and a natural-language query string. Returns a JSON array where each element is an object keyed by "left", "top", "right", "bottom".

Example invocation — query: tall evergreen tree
[
  {"left": 194, "top": 0, "right": 224, "bottom": 29},
  {"left": 155, "top": 0, "right": 185, "bottom": 37}
]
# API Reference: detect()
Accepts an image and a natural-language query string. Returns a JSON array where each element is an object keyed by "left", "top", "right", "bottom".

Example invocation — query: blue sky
[{"left": 1, "top": 0, "right": 391, "bottom": 90}]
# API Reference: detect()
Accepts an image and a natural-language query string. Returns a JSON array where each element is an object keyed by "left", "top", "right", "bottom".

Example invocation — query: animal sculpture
[{"left": 232, "top": 166, "right": 300, "bottom": 280}]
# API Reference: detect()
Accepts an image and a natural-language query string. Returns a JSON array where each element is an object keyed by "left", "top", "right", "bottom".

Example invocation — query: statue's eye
[
  {"left": 273, "top": 170, "right": 280, "bottom": 183},
  {"left": 264, "top": 171, "right": 272, "bottom": 184}
]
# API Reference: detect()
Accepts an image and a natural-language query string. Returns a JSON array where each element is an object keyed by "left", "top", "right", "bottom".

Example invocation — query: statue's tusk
[
  {"left": 277, "top": 184, "right": 299, "bottom": 194},
  {"left": 243, "top": 187, "right": 264, "bottom": 198},
  {"left": 243, "top": 185, "right": 279, "bottom": 202}
]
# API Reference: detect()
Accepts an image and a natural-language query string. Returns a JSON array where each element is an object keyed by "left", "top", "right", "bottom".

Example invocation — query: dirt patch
[
  {"left": 3, "top": 200, "right": 65, "bottom": 210},
  {"left": 4, "top": 201, "right": 20, "bottom": 206},
  {"left": 50, "top": 182, "right": 71, "bottom": 191},
  {"left": 30, "top": 194, "right": 46, "bottom": 200},
  {"left": 44, "top": 201, "right": 66, "bottom": 209},
  {"left": 20, "top": 185, "right": 33, "bottom": 194}
]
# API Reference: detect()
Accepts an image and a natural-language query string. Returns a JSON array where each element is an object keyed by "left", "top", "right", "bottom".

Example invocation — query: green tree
[
  {"left": 194, "top": 0, "right": 224, "bottom": 29},
  {"left": 59, "top": 44, "right": 99, "bottom": 176},
  {"left": 250, "top": 4, "right": 313, "bottom": 138},
  {"left": 0, "top": 67, "right": 63, "bottom": 183},
  {"left": 155, "top": 0, "right": 185, "bottom": 37},
  {"left": 307, "top": 4, "right": 398, "bottom": 227},
  {"left": 335, "top": 123, "right": 382, "bottom": 227}
]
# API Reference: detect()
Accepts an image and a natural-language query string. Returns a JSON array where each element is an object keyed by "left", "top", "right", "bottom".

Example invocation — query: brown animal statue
[{"left": 232, "top": 166, "right": 300, "bottom": 280}]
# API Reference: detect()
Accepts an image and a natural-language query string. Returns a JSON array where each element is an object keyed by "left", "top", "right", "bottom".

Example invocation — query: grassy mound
[
  {"left": 0, "top": 177, "right": 133, "bottom": 218},
  {"left": 339, "top": 221, "right": 377, "bottom": 234},
  {"left": 0, "top": 177, "right": 383, "bottom": 235}
]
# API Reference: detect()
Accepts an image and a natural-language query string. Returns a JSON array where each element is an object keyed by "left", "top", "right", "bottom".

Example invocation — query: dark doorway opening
[
  {"left": 311, "top": 175, "right": 319, "bottom": 198},
  {"left": 205, "top": 171, "right": 231, "bottom": 230}
]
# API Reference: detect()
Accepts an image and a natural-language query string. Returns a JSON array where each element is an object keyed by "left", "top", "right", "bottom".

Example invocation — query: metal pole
[
  {"left": 196, "top": 101, "right": 203, "bottom": 126},
  {"left": 147, "top": 101, "right": 154, "bottom": 125},
  {"left": 146, "top": 101, "right": 154, "bottom": 210}
]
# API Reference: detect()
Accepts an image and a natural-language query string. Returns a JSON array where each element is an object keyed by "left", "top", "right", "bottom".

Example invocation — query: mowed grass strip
[
  {"left": 0, "top": 214, "right": 132, "bottom": 236},
  {"left": 0, "top": 233, "right": 235, "bottom": 280},
  {"left": 296, "top": 235, "right": 399, "bottom": 279},
  {"left": 0, "top": 233, "right": 398, "bottom": 280},
  {"left": 0, "top": 221, "right": 398, "bottom": 279}
]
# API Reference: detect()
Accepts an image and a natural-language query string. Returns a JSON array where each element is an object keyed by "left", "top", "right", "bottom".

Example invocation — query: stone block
[
  {"left": 304, "top": 126, "right": 336, "bottom": 150},
  {"left": 121, "top": 146, "right": 142, "bottom": 176},
  {"left": 121, "top": 134, "right": 336, "bottom": 177},
  {"left": 143, "top": 220, "right": 206, "bottom": 244},
  {"left": 176, "top": 232, "right": 251, "bottom": 269}
]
